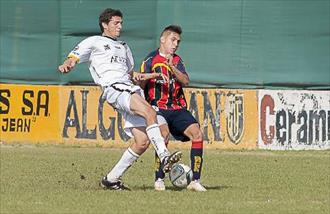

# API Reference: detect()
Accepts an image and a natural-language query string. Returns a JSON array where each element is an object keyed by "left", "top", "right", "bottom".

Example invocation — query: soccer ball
[{"left": 169, "top": 163, "right": 193, "bottom": 188}]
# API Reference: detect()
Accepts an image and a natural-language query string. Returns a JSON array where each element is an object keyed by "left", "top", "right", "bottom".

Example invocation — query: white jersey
[{"left": 68, "top": 35, "right": 134, "bottom": 87}]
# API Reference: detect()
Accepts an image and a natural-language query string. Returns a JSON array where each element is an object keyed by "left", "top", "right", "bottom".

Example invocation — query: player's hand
[
  {"left": 165, "top": 54, "right": 178, "bottom": 75},
  {"left": 132, "top": 72, "right": 145, "bottom": 82},
  {"left": 58, "top": 64, "right": 72, "bottom": 73},
  {"left": 58, "top": 59, "right": 76, "bottom": 73},
  {"left": 165, "top": 54, "right": 174, "bottom": 67},
  {"left": 132, "top": 72, "right": 168, "bottom": 83}
]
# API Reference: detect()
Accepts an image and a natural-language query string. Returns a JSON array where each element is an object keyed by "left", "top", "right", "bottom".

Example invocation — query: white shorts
[{"left": 102, "top": 82, "right": 167, "bottom": 137}]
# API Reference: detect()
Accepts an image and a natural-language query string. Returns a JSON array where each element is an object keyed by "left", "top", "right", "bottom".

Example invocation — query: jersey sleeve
[
  {"left": 140, "top": 56, "right": 153, "bottom": 74},
  {"left": 67, "top": 37, "right": 95, "bottom": 63},
  {"left": 124, "top": 44, "right": 134, "bottom": 72},
  {"left": 176, "top": 58, "right": 187, "bottom": 74}
]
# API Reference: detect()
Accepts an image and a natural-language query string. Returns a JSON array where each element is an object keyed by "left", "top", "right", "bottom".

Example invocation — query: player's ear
[
  {"left": 160, "top": 36, "right": 165, "bottom": 44},
  {"left": 102, "top": 22, "right": 108, "bottom": 30}
]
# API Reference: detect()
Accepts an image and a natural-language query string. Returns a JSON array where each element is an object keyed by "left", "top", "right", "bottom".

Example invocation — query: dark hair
[
  {"left": 161, "top": 25, "right": 182, "bottom": 37},
  {"left": 99, "top": 8, "right": 123, "bottom": 32}
]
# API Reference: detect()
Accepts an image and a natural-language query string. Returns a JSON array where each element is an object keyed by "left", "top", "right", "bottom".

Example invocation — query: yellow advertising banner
[
  {"left": 1, "top": 84, "right": 258, "bottom": 149},
  {"left": 0, "top": 84, "right": 60, "bottom": 143},
  {"left": 58, "top": 85, "right": 129, "bottom": 146},
  {"left": 182, "top": 88, "right": 257, "bottom": 149}
]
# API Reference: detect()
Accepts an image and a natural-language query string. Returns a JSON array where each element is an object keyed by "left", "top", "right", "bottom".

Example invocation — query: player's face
[
  {"left": 102, "top": 16, "right": 123, "bottom": 38},
  {"left": 161, "top": 32, "right": 181, "bottom": 55}
]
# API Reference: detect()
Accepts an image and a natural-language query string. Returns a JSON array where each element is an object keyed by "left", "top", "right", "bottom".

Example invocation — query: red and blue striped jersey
[{"left": 140, "top": 49, "right": 188, "bottom": 110}]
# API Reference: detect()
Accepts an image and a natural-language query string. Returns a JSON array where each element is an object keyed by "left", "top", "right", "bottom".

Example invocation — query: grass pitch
[{"left": 0, "top": 144, "right": 329, "bottom": 214}]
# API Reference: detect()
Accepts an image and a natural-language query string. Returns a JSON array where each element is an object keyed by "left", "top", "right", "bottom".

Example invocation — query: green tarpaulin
[{"left": 1, "top": 0, "right": 329, "bottom": 89}]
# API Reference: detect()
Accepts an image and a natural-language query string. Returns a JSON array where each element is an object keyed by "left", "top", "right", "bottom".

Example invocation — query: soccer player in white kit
[{"left": 58, "top": 8, "right": 182, "bottom": 190}]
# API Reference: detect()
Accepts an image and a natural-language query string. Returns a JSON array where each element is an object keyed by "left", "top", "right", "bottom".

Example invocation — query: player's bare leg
[
  {"left": 129, "top": 93, "right": 182, "bottom": 171},
  {"left": 101, "top": 127, "right": 150, "bottom": 191}
]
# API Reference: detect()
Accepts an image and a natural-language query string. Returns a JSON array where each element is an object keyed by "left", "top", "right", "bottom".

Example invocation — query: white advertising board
[{"left": 258, "top": 90, "right": 329, "bottom": 150}]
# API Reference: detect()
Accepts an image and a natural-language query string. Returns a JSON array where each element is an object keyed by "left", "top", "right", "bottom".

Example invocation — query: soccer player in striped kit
[
  {"left": 58, "top": 8, "right": 182, "bottom": 190},
  {"left": 140, "top": 25, "right": 206, "bottom": 191}
]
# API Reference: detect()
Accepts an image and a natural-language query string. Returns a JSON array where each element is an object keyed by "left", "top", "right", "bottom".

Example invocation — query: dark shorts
[{"left": 157, "top": 108, "right": 198, "bottom": 142}]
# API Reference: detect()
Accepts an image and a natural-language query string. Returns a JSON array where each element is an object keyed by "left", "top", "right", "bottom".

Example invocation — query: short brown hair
[
  {"left": 161, "top": 25, "right": 182, "bottom": 37},
  {"left": 99, "top": 8, "right": 123, "bottom": 32}
]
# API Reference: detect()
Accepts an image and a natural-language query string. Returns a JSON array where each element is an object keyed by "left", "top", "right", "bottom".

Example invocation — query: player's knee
[
  {"left": 144, "top": 107, "right": 157, "bottom": 122},
  {"left": 136, "top": 139, "right": 150, "bottom": 151},
  {"left": 140, "top": 140, "right": 150, "bottom": 150},
  {"left": 191, "top": 129, "right": 203, "bottom": 141}
]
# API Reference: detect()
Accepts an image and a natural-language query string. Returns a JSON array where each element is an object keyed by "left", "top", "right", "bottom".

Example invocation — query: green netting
[{"left": 0, "top": 0, "right": 329, "bottom": 89}]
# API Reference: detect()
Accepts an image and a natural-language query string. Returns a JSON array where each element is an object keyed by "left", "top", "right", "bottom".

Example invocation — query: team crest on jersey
[
  {"left": 226, "top": 93, "right": 244, "bottom": 144},
  {"left": 104, "top": 44, "right": 111, "bottom": 50}
]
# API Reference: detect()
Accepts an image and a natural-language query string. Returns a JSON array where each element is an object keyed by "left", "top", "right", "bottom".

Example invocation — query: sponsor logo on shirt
[{"left": 110, "top": 55, "right": 127, "bottom": 64}]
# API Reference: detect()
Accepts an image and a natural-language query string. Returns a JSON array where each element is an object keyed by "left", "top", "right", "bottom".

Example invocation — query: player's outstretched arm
[
  {"left": 132, "top": 71, "right": 168, "bottom": 88},
  {"left": 58, "top": 58, "right": 77, "bottom": 73}
]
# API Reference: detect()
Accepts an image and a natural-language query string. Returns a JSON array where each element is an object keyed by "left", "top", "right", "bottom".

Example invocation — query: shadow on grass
[{"left": 134, "top": 185, "right": 231, "bottom": 191}]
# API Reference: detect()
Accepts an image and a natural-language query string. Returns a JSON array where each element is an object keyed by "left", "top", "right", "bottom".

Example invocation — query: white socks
[
  {"left": 146, "top": 124, "right": 170, "bottom": 161},
  {"left": 106, "top": 124, "right": 169, "bottom": 182},
  {"left": 106, "top": 147, "right": 139, "bottom": 182}
]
